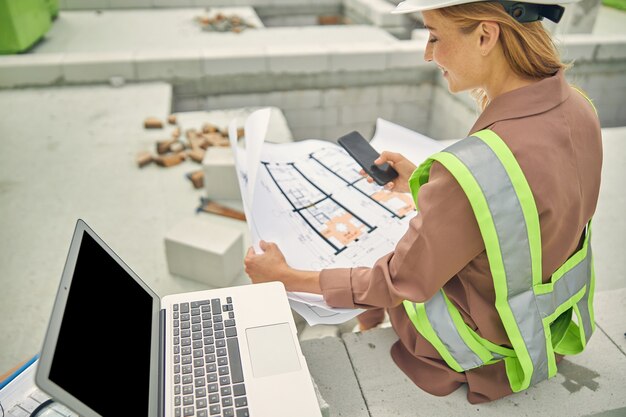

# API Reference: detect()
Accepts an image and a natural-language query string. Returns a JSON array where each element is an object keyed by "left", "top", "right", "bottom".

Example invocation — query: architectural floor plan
[{"left": 229, "top": 110, "right": 446, "bottom": 324}]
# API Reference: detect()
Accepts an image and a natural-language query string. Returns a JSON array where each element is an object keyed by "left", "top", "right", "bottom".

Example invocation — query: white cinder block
[
  {"left": 380, "top": 83, "right": 432, "bottom": 104},
  {"left": 387, "top": 41, "right": 427, "bottom": 69},
  {"left": 279, "top": 90, "right": 323, "bottom": 109},
  {"left": 340, "top": 103, "right": 385, "bottom": 125},
  {"left": 62, "top": 52, "right": 135, "bottom": 83},
  {"left": 135, "top": 50, "right": 203, "bottom": 80},
  {"left": 202, "top": 146, "right": 241, "bottom": 201},
  {"left": 0, "top": 54, "right": 63, "bottom": 88},
  {"left": 202, "top": 48, "right": 268, "bottom": 76},
  {"left": 322, "top": 86, "right": 380, "bottom": 106},
  {"left": 165, "top": 216, "right": 243, "bottom": 287},
  {"left": 557, "top": 35, "right": 598, "bottom": 61},
  {"left": 267, "top": 45, "right": 330, "bottom": 74},
  {"left": 284, "top": 107, "right": 339, "bottom": 128},
  {"left": 329, "top": 43, "right": 389, "bottom": 71},
  {"left": 596, "top": 39, "right": 626, "bottom": 60}
]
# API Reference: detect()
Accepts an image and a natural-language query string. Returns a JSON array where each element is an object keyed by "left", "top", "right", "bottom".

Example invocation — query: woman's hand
[
  {"left": 244, "top": 240, "right": 290, "bottom": 285},
  {"left": 360, "top": 151, "right": 416, "bottom": 194},
  {"left": 244, "top": 240, "right": 322, "bottom": 294}
]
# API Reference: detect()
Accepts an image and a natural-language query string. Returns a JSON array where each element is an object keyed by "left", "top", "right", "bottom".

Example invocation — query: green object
[
  {"left": 0, "top": 0, "right": 52, "bottom": 54},
  {"left": 46, "top": 0, "right": 59, "bottom": 19},
  {"left": 603, "top": 0, "right": 626, "bottom": 11},
  {"left": 404, "top": 128, "right": 595, "bottom": 393}
]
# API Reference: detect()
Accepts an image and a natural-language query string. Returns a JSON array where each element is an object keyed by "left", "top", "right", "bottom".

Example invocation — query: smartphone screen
[{"left": 337, "top": 131, "right": 399, "bottom": 186}]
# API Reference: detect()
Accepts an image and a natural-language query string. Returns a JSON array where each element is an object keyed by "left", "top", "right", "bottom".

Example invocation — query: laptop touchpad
[{"left": 246, "top": 323, "right": 301, "bottom": 378}]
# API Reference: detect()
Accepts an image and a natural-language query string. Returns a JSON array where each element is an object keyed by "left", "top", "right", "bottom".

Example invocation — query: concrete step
[{"left": 301, "top": 287, "right": 626, "bottom": 416}]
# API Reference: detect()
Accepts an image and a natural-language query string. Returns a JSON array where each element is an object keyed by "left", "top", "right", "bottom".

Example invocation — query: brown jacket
[{"left": 319, "top": 70, "right": 603, "bottom": 403}]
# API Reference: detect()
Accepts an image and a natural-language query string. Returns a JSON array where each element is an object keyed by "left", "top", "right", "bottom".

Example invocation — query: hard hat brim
[{"left": 392, "top": 0, "right": 579, "bottom": 14}]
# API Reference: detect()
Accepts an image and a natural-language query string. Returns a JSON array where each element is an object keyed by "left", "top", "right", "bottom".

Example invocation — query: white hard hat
[{"left": 392, "top": 0, "right": 579, "bottom": 23}]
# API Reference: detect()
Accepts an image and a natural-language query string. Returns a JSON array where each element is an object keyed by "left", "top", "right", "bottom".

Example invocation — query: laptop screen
[{"left": 48, "top": 231, "right": 154, "bottom": 416}]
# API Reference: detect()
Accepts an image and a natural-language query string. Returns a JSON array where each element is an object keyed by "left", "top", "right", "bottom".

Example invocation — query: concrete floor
[{"left": 1, "top": 6, "right": 625, "bottom": 415}]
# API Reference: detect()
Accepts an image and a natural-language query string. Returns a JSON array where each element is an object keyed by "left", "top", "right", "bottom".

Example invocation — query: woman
[{"left": 244, "top": 0, "right": 602, "bottom": 404}]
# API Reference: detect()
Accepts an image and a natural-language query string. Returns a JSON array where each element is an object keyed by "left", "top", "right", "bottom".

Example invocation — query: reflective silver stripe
[
  {"left": 445, "top": 137, "right": 549, "bottom": 386},
  {"left": 423, "top": 292, "right": 485, "bottom": 369},
  {"left": 536, "top": 244, "right": 590, "bottom": 317}
]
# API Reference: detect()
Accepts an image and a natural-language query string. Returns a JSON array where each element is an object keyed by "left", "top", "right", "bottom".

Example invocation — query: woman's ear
[{"left": 478, "top": 21, "right": 500, "bottom": 56}]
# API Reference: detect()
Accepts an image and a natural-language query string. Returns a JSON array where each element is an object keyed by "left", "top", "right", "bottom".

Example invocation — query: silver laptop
[{"left": 35, "top": 219, "right": 321, "bottom": 417}]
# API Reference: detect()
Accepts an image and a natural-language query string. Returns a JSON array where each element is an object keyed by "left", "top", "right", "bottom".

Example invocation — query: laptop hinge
[{"left": 158, "top": 308, "right": 166, "bottom": 417}]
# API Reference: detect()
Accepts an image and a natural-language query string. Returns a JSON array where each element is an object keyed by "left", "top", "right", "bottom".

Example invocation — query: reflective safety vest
[{"left": 404, "top": 129, "right": 596, "bottom": 393}]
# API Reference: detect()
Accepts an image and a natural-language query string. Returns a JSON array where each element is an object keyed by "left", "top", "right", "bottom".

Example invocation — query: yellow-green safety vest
[{"left": 403, "top": 129, "right": 596, "bottom": 393}]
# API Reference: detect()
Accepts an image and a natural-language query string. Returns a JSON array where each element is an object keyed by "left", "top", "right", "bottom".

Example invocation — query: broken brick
[{"left": 144, "top": 117, "right": 163, "bottom": 129}]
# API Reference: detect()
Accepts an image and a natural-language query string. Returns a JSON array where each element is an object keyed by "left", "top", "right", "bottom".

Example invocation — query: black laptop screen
[{"left": 49, "top": 231, "right": 154, "bottom": 416}]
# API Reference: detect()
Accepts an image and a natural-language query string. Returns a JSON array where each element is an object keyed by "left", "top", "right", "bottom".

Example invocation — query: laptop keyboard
[{"left": 172, "top": 297, "right": 250, "bottom": 417}]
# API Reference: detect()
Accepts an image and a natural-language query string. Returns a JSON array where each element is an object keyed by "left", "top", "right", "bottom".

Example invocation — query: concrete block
[
  {"left": 380, "top": 83, "right": 432, "bottom": 104},
  {"left": 278, "top": 89, "right": 323, "bottom": 110},
  {"left": 594, "top": 288, "right": 626, "bottom": 355},
  {"left": 330, "top": 43, "right": 389, "bottom": 71},
  {"left": 62, "top": 52, "right": 135, "bottom": 83},
  {"left": 65, "top": 0, "right": 107, "bottom": 8},
  {"left": 164, "top": 216, "right": 244, "bottom": 287},
  {"left": 387, "top": 41, "right": 428, "bottom": 69},
  {"left": 202, "top": 146, "right": 241, "bottom": 201},
  {"left": 342, "top": 327, "right": 626, "bottom": 416},
  {"left": 173, "top": 96, "right": 205, "bottom": 112},
  {"left": 202, "top": 47, "right": 268, "bottom": 76},
  {"left": 301, "top": 337, "right": 369, "bottom": 417},
  {"left": 596, "top": 38, "right": 626, "bottom": 60},
  {"left": 322, "top": 86, "right": 380, "bottom": 106},
  {"left": 267, "top": 45, "right": 331, "bottom": 73},
  {"left": 0, "top": 54, "right": 63, "bottom": 88},
  {"left": 283, "top": 107, "right": 339, "bottom": 128},
  {"left": 557, "top": 34, "right": 599, "bottom": 61},
  {"left": 135, "top": 50, "right": 203, "bottom": 80},
  {"left": 298, "top": 324, "right": 340, "bottom": 341},
  {"left": 109, "top": 0, "right": 151, "bottom": 7},
  {"left": 340, "top": 103, "right": 391, "bottom": 125}
]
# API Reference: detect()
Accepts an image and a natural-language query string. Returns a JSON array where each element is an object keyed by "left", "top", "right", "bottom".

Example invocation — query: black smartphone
[{"left": 337, "top": 130, "right": 399, "bottom": 186}]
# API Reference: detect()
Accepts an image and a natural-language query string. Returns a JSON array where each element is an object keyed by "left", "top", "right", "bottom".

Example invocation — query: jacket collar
[{"left": 469, "top": 69, "right": 570, "bottom": 134}]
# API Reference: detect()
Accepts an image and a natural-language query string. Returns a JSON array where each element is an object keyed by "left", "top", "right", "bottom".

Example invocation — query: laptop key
[
  {"left": 219, "top": 376, "right": 230, "bottom": 385},
  {"left": 220, "top": 386, "right": 232, "bottom": 396},
  {"left": 209, "top": 404, "right": 221, "bottom": 416},
  {"left": 235, "top": 397, "right": 247, "bottom": 408},
  {"left": 211, "top": 299, "right": 221, "bottom": 314},
  {"left": 197, "top": 411, "right": 208, "bottom": 417},
  {"left": 222, "top": 396, "right": 233, "bottom": 407},
  {"left": 225, "top": 327, "right": 237, "bottom": 338},
  {"left": 227, "top": 338, "right": 244, "bottom": 383},
  {"left": 232, "top": 384, "right": 246, "bottom": 397},
  {"left": 223, "top": 408, "right": 235, "bottom": 417},
  {"left": 208, "top": 383, "right": 218, "bottom": 393},
  {"left": 183, "top": 406, "right": 194, "bottom": 416},
  {"left": 236, "top": 408, "right": 250, "bottom": 417},
  {"left": 182, "top": 385, "right": 193, "bottom": 395},
  {"left": 183, "top": 395, "right": 193, "bottom": 406},
  {"left": 196, "top": 398, "right": 207, "bottom": 409},
  {"left": 208, "top": 393, "right": 219, "bottom": 404}
]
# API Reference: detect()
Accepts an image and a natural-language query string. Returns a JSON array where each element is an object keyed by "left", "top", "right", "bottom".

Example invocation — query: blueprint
[{"left": 229, "top": 109, "right": 446, "bottom": 325}]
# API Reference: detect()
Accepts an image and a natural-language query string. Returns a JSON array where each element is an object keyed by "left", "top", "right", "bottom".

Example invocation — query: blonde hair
[{"left": 435, "top": 2, "right": 569, "bottom": 110}]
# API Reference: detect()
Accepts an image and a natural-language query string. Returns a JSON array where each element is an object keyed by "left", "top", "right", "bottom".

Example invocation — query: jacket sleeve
[{"left": 319, "top": 161, "right": 485, "bottom": 309}]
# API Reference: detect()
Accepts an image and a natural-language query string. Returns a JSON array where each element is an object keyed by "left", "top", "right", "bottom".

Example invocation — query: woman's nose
[{"left": 424, "top": 42, "right": 433, "bottom": 62}]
